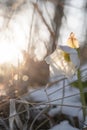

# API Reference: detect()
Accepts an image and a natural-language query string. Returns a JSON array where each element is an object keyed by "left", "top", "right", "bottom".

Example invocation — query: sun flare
[{"left": 0, "top": 43, "right": 23, "bottom": 66}]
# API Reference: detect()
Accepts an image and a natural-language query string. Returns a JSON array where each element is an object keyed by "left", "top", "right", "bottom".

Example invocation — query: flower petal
[
  {"left": 45, "top": 48, "right": 77, "bottom": 78},
  {"left": 67, "top": 32, "right": 79, "bottom": 48},
  {"left": 45, "top": 49, "right": 63, "bottom": 77},
  {"left": 45, "top": 49, "right": 59, "bottom": 64},
  {"left": 59, "top": 45, "right": 80, "bottom": 68},
  {"left": 59, "top": 45, "right": 77, "bottom": 54},
  {"left": 70, "top": 53, "right": 80, "bottom": 68}
]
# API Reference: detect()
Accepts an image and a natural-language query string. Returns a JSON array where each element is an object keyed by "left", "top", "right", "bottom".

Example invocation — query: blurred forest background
[
  {"left": 0, "top": 0, "right": 87, "bottom": 96},
  {"left": 0, "top": 0, "right": 87, "bottom": 97}
]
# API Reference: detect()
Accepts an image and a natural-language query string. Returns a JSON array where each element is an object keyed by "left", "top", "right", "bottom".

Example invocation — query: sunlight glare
[{"left": 0, "top": 42, "right": 23, "bottom": 66}]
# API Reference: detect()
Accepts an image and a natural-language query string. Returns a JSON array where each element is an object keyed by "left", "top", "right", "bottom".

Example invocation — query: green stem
[{"left": 77, "top": 69, "right": 86, "bottom": 120}]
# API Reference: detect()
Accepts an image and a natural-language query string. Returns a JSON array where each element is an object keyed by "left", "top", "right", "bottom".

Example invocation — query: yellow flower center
[{"left": 63, "top": 52, "right": 70, "bottom": 62}]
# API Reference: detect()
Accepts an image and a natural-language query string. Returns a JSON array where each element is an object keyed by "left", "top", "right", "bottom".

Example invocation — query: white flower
[{"left": 45, "top": 45, "right": 80, "bottom": 78}]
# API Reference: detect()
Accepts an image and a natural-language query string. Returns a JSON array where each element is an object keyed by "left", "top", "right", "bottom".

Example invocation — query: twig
[
  {"left": 29, "top": 107, "right": 49, "bottom": 130},
  {"left": 35, "top": 119, "right": 49, "bottom": 130},
  {"left": 32, "top": 2, "right": 55, "bottom": 38},
  {"left": 61, "top": 77, "right": 65, "bottom": 112},
  {"left": 4, "top": 0, "right": 25, "bottom": 28},
  {"left": 44, "top": 87, "right": 51, "bottom": 107},
  {"left": 28, "top": 0, "right": 38, "bottom": 52}
]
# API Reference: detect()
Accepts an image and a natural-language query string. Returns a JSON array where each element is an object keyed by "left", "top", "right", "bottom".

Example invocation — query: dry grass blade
[
  {"left": 29, "top": 106, "right": 49, "bottom": 130},
  {"left": 9, "top": 99, "right": 23, "bottom": 130},
  {"left": 0, "top": 118, "right": 9, "bottom": 130},
  {"left": 32, "top": 2, "right": 55, "bottom": 38}
]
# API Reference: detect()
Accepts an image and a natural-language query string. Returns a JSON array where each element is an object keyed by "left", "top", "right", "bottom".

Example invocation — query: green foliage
[
  {"left": 71, "top": 80, "right": 87, "bottom": 103},
  {"left": 70, "top": 80, "right": 87, "bottom": 89}
]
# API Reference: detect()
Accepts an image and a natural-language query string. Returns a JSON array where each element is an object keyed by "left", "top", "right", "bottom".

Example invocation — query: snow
[
  {"left": 25, "top": 81, "right": 83, "bottom": 121},
  {"left": 50, "top": 121, "right": 79, "bottom": 130}
]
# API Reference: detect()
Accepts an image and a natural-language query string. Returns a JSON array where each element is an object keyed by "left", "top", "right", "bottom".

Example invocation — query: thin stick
[{"left": 61, "top": 77, "right": 65, "bottom": 112}]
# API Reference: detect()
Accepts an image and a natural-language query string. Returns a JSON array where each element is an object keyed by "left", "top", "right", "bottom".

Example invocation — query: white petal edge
[
  {"left": 59, "top": 45, "right": 77, "bottom": 54},
  {"left": 70, "top": 53, "right": 80, "bottom": 68}
]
